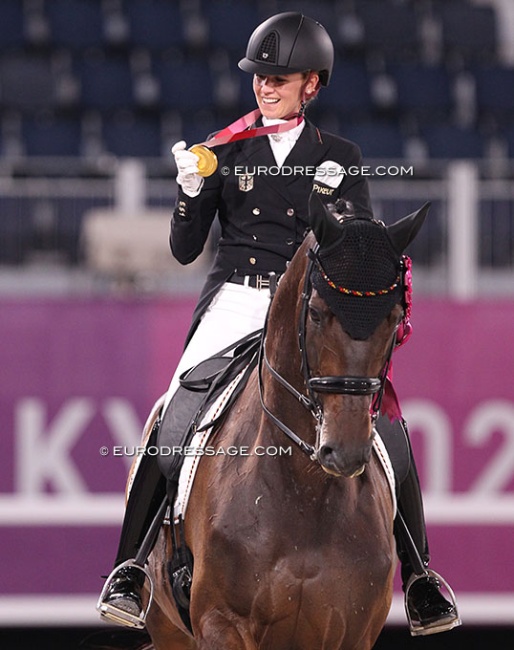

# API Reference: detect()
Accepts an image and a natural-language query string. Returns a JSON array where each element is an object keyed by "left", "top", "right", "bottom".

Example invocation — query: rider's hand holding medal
[
  {"left": 172, "top": 109, "right": 304, "bottom": 194},
  {"left": 171, "top": 141, "right": 206, "bottom": 197}
]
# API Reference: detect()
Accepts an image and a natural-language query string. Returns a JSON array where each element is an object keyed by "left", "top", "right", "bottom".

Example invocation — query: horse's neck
[
  {"left": 260, "top": 259, "right": 320, "bottom": 475},
  {"left": 265, "top": 243, "right": 309, "bottom": 397}
]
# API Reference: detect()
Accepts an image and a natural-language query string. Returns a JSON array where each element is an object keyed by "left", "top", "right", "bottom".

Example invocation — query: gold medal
[{"left": 189, "top": 144, "right": 218, "bottom": 177}]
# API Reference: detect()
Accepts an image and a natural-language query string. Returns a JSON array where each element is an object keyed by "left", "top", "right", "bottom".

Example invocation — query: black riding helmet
[{"left": 238, "top": 12, "right": 334, "bottom": 86}]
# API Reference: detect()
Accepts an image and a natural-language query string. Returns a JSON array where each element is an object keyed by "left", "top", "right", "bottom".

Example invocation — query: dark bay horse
[{"left": 139, "top": 197, "right": 427, "bottom": 650}]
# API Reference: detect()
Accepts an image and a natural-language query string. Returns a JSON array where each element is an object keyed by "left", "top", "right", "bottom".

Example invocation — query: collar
[{"left": 262, "top": 116, "right": 306, "bottom": 143}]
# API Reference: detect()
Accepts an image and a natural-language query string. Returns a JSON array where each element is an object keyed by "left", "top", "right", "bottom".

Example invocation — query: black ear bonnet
[{"left": 311, "top": 216, "right": 404, "bottom": 339}]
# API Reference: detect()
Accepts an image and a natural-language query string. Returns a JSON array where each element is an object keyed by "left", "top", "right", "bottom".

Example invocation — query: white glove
[{"left": 172, "top": 140, "right": 204, "bottom": 198}]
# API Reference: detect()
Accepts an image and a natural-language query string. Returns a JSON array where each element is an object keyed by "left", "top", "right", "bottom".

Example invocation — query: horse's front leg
[
  {"left": 194, "top": 612, "right": 258, "bottom": 650},
  {"left": 146, "top": 600, "right": 196, "bottom": 650}
]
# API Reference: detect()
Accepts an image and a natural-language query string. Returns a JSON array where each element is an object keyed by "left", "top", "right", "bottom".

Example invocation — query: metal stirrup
[
  {"left": 96, "top": 559, "right": 153, "bottom": 629},
  {"left": 396, "top": 510, "right": 461, "bottom": 636},
  {"left": 97, "top": 495, "right": 169, "bottom": 628},
  {"left": 405, "top": 569, "right": 461, "bottom": 637}
]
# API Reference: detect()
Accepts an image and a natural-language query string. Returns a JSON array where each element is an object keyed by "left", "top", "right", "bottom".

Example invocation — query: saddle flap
[
  {"left": 157, "top": 356, "right": 232, "bottom": 479},
  {"left": 157, "top": 332, "right": 261, "bottom": 481}
]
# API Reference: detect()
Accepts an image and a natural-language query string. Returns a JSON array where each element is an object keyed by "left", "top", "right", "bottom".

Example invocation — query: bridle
[{"left": 258, "top": 246, "right": 410, "bottom": 460}]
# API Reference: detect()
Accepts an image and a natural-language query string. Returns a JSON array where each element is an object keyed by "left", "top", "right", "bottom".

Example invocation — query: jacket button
[
  {"left": 252, "top": 208, "right": 260, "bottom": 215},
  {"left": 286, "top": 238, "right": 294, "bottom": 246},
  {"left": 249, "top": 257, "right": 256, "bottom": 265},
  {"left": 286, "top": 208, "right": 295, "bottom": 217}
]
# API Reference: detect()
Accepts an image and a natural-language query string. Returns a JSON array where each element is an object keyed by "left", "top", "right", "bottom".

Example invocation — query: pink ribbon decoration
[{"left": 196, "top": 109, "right": 304, "bottom": 149}]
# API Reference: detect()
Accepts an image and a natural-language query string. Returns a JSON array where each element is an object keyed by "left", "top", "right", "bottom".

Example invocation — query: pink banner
[{"left": 1, "top": 297, "right": 513, "bottom": 625}]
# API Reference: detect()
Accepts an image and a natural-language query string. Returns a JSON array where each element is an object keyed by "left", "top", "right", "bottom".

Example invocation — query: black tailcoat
[{"left": 170, "top": 119, "right": 372, "bottom": 345}]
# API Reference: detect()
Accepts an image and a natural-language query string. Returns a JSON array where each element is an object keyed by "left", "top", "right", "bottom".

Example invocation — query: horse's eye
[{"left": 308, "top": 306, "right": 322, "bottom": 325}]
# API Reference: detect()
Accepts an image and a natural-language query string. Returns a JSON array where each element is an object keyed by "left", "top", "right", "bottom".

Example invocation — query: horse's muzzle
[{"left": 317, "top": 442, "right": 372, "bottom": 478}]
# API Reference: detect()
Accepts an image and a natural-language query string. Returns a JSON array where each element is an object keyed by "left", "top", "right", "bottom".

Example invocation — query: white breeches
[{"left": 162, "top": 282, "right": 272, "bottom": 413}]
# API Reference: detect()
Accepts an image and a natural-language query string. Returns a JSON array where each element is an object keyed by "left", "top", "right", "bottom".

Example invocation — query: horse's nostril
[
  {"left": 319, "top": 445, "right": 334, "bottom": 461},
  {"left": 317, "top": 442, "right": 371, "bottom": 478}
]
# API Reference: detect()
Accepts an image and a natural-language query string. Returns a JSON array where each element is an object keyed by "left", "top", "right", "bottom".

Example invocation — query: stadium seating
[
  {"left": 0, "top": 54, "right": 55, "bottom": 113},
  {"left": 421, "top": 124, "right": 486, "bottom": 159},
  {"left": 0, "top": 0, "right": 24, "bottom": 50},
  {"left": 388, "top": 63, "right": 453, "bottom": 124},
  {"left": 125, "top": 0, "right": 184, "bottom": 51},
  {"left": 0, "top": 0, "right": 512, "bottom": 267},
  {"left": 23, "top": 115, "right": 82, "bottom": 157},
  {"left": 322, "top": 61, "right": 374, "bottom": 118},
  {"left": 355, "top": 0, "right": 420, "bottom": 62},
  {"left": 75, "top": 54, "right": 135, "bottom": 112},
  {"left": 0, "top": 0, "right": 508, "bottom": 164},
  {"left": 474, "top": 65, "right": 514, "bottom": 126},
  {"left": 46, "top": 0, "right": 105, "bottom": 51},
  {"left": 102, "top": 113, "right": 162, "bottom": 158},
  {"left": 341, "top": 122, "right": 404, "bottom": 159},
  {"left": 439, "top": 1, "right": 498, "bottom": 64}
]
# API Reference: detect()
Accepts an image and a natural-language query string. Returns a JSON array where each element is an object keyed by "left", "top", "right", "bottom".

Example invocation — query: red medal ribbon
[{"left": 196, "top": 109, "right": 304, "bottom": 148}]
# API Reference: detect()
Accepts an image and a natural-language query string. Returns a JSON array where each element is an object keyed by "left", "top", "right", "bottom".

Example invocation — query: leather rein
[{"left": 258, "top": 246, "right": 399, "bottom": 460}]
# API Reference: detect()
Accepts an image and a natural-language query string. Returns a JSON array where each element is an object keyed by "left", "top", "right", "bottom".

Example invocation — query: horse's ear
[
  {"left": 386, "top": 202, "right": 430, "bottom": 253},
  {"left": 308, "top": 192, "right": 343, "bottom": 247}
]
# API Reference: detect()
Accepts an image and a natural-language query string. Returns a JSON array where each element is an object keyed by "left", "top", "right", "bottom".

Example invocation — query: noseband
[{"left": 258, "top": 246, "right": 402, "bottom": 460}]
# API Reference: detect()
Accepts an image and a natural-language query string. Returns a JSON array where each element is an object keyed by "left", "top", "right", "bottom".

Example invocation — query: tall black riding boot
[
  {"left": 97, "top": 420, "right": 167, "bottom": 629},
  {"left": 395, "top": 428, "right": 461, "bottom": 636}
]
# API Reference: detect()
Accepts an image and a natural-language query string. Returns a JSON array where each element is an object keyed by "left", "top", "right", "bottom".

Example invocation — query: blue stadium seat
[
  {"left": 356, "top": 0, "right": 419, "bottom": 60},
  {"left": 422, "top": 124, "right": 485, "bottom": 159},
  {"left": 389, "top": 63, "right": 452, "bottom": 122},
  {"left": 156, "top": 59, "right": 214, "bottom": 110},
  {"left": 0, "top": 55, "right": 54, "bottom": 113},
  {"left": 76, "top": 55, "right": 135, "bottom": 112},
  {"left": 205, "top": 2, "right": 261, "bottom": 52},
  {"left": 474, "top": 65, "right": 514, "bottom": 125},
  {"left": 340, "top": 122, "right": 404, "bottom": 159},
  {"left": 180, "top": 110, "right": 218, "bottom": 148},
  {"left": 46, "top": 0, "right": 105, "bottom": 50},
  {"left": 321, "top": 61, "right": 372, "bottom": 117},
  {"left": 125, "top": 0, "right": 183, "bottom": 51},
  {"left": 0, "top": 0, "right": 24, "bottom": 50},
  {"left": 23, "top": 116, "right": 82, "bottom": 157},
  {"left": 103, "top": 114, "right": 162, "bottom": 158},
  {"left": 439, "top": 2, "right": 498, "bottom": 63}
]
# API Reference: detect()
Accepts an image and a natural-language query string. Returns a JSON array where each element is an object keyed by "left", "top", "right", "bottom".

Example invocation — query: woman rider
[{"left": 97, "top": 12, "right": 459, "bottom": 638}]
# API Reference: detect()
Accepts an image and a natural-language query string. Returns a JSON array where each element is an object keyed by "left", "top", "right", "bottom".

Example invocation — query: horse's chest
[
  {"left": 244, "top": 544, "right": 393, "bottom": 649},
  {"left": 213, "top": 504, "right": 394, "bottom": 614}
]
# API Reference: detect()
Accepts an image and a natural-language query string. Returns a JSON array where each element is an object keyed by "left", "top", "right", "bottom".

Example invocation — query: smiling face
[{"left": 253, "top": 71, "right": 319, "bottom": 119}]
